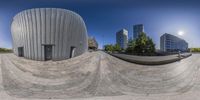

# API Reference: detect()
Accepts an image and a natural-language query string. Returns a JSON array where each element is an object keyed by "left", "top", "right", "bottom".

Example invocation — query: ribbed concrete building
[{"left": 11, "top": 8, "right": 88, "bottom": 61}]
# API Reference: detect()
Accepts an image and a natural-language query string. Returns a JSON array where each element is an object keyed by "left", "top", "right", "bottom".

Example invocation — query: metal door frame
[
  {"left": 70, "top": 46, "right": 76, "bottom": 58},
  {"left": 44, "top": 45, "right": 53, "bottom": 61},
  {"left": 18, "top": 47, "right": 24, "bottom": 57}
]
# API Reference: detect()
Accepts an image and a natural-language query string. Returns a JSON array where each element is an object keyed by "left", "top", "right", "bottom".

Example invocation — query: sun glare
[{"left": 178, "top": 31, "right": 184, "bottom": 36}]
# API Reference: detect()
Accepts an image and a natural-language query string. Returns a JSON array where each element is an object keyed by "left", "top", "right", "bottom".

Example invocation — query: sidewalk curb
[{"left": 109, "top": 53, "right": 192, "bottom": 65}]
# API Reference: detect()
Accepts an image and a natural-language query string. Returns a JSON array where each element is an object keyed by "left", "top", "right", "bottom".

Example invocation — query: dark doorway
[
  {"left": 44, "top": 45, "right": 52, "bottom": 60},
  {"left": 70, "top": 46, "right": 76, "bottom": 58},
  {"left": 18, "top": 47, "right": 24, "bottom": 57}
]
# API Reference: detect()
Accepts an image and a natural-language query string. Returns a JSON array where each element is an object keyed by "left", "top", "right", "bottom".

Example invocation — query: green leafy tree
[
  {"left": 146, "top": 37, "right": 156, "bottom": 55},
  {"left": 190, "top": 48, "right": 200, "bottom": 52},
  {"left": 113, "top": 44, "right": 121, "bottom": 52},
  {"left": 126, "top": 39, "right": 135, "bottom": 54},
  {"left": 134, "top": 32, "right": 147, "bottom": 54},
  {"left": 0, "top": 48, "right": 12, "bottom": 53},
  {"left": 126, "top": 32, "right": 156, "bottom": 56},
  {"left": 104, "top": 44, "right": 122, "bottom": 53},
  {"left": 104, "top": 44, "right": 113, "bottom": 52}
]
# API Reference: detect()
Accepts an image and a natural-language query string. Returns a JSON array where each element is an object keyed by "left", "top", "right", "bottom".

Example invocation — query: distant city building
[
  {"left": 88, "top": 37, "right": 98, "bottom": 50},
  {"left": 133, "top": 24, "right": 144, "bottom": 39},
  {"left": 116, "top": 29, "right": 128, "bottom": 49},
  {"left": 160, "top": 33, "right": 188, "bottom": 52}
]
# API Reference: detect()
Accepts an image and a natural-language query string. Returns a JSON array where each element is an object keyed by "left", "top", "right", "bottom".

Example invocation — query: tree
[
  {"left": 126, "top": 39, "right": 135, "bottom": 54},
  {"left": 146, "top": 37, "right": 156, "bottom": 55},
  {"left": 134, "top": 32, "right": 147, "bottom": 54},
  {"left": 190, "top": 48, "right": 200, "bottom": 52},
  {"left": 104, "top": 44, "right": 113, "bottom": 52},
  {"left": 104, "top": 44, "right": 122, "bottom": 53},
  {"left": 113, "top": 44, "right": 121, "bottom": 52},
  {"left": 0, "top": 48, "right": 12, "bottom": 53},
  {"left": 126, "top": 32, "right": 156, "bottom": 56}
]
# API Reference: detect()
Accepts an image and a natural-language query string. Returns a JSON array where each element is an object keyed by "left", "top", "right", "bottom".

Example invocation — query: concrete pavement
[{"left": 0, "top": 51, "right": 200, "bottom": 100}]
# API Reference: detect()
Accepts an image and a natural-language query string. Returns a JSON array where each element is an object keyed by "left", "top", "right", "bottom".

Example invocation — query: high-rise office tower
[
  {"left": 133, "top": 24, "right": 144, "bottom": 39},
  {"left": 116, "top": 29, "right": 128, "bottom": 49}
]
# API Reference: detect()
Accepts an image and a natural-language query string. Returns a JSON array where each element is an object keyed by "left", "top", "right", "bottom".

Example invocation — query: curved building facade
[{"left": 11, "top": 8, "right": 88, "bottom": 61}]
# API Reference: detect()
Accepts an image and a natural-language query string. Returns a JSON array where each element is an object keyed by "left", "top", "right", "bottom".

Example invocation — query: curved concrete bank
[
  {"left": 0, "top": 51, "right": 200, "bottom": 100},
  {"left": 110, "top": 53, "right": 192, "bottom": 65}
]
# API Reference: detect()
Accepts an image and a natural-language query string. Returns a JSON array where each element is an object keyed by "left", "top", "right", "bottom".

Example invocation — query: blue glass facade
[
  {"left": 116, "top": 29, "right": 128, "bottom": 49},
  {"left": 133, "top": 24, "right": 144, "bottom": 39},
  {"left": 160, "top": 33, "right": 188, "bottom": 52}
]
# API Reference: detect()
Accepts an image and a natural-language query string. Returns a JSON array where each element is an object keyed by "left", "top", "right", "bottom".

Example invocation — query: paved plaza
[{"left": 0, "top": 51, "right": 200, "bottom": 100}]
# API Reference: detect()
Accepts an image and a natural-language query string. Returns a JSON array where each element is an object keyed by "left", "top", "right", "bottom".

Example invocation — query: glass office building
[
  {"left": 133, "top": 24, "right": 144, "bottom": 39},
  {"left": 116, "top": 29, "right": 128, "bottom": 49},
  {"left": 160, "top": 33, "right": 188, "bottom": 52}
]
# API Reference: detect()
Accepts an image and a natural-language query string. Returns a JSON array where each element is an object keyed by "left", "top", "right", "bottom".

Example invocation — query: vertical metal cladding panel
[
  {"left": 20, "top": 13, "right": 24, "bottom": 56},
  {"left": 54, "top": 9, "right": 60, "bottom": 60},
  {"left": 26, "top": 11, "right": 31, "bottom": 59},
  {"left": 58, "top": 10, "right": 65, "bottom": 59},
  {"left": 31, "top": 9, "right": 38, "bottom": 60},
  {"left": 20, "top": 13, "right": 25, "bottom": 52},
  {"left": 18, "top": 14, "right": 22, "bottom": 47},
  {"left": 60, "top": 13, "right": 65, "bottom": 59},
  {"left": 36, "top": 9, "right": 40, "bottom": 60},
  {"left": 10, "top": 21, "right": 15, "bottom": 54},
  {"left": 11, "top": 8, "right": 88, "bottom": 61},
  {"left": 20, "top": 13, "right": 24, "bottom": 49},
  {"left": 66, "top": 12, "right": 73, "bottom": 58},
  {"left": 67, "top": 12, "right": 73, "bottom": 57},
  {"left": 41, "top": 9, "right": 46, "bottom": 60},
  {"left": 62, "top": 12, "right": 68, "bottom": 59},
  {"left": 12, "top": 18, "right": 17, "bottom": 55},
  {"left": 29, "top": 10, "right": 35, "bottom": 59},
  {"left": 80, "top": 19, "right": 86, "bottom": 54},
  {"left": 22, "top": 13, "right": 26, "bottom": 51},
  {"left": 51, "top": 8, "right": 56, "bottom": 59},
  {"left": 77, "top": 16, "right": 83, "bottom": 56},
  {"left": 23, "top": 11, "right": 28, "bottom": 58},
  {"left": 22, "top": 11, "right": 27, "bottom": 58},
  {"left": 72, "top": 13, "right": 79, "bottom": 56},
  {"left": 70, "top": 13, "right": 76, "bottom": 55},
  {"left": 76, "top": 17, "right": 82, "bottom": 56},
  {"left": 22, "top": 12, "right": 28, "bottom": 58},
  {"left": 57, "top": 9, "right": 61, "bottom": 60},
  {"left": 16, "top": 16, "right": 20, "bottom": 55},
  {"left": 71, "top": 12, "right": 82, "bottom": 57},
  {"left": 11, "top": 21, "right": 16, "bottom": 55},
  {"left": 45, "top": 8, "right": 51, "bottom": 44}
]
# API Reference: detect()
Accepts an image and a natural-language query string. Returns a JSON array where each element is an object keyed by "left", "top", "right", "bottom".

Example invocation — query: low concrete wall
[{"left": 110, "top": 53, "right": 192, "bottom": 65}]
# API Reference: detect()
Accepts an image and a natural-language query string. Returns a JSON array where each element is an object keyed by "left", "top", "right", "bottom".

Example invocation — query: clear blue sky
[{"left": 1, "top": 0, "right": 200, "bottom": 49}]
